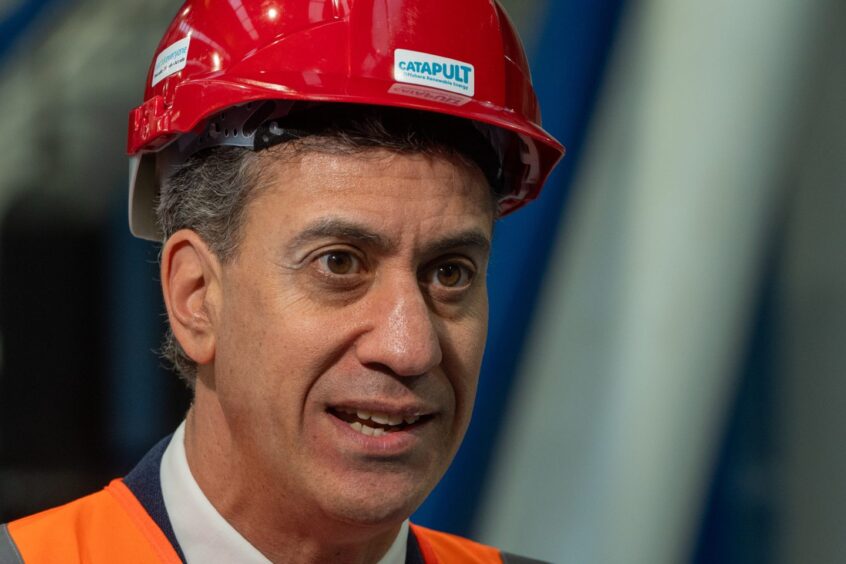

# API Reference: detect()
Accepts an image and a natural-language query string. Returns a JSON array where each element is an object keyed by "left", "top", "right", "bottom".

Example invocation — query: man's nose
[{"left": 354, "top": 277, "right": 443, "bottom": 377}]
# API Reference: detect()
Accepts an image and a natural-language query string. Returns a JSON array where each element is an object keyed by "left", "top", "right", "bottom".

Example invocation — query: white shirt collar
[{"left": 160, "top": 421, "right": 409, "bottom": 564}]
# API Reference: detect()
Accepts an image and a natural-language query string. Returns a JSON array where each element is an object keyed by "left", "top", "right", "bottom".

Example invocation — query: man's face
[{"left": 204, "top": 148, "right": 493, "bottom": 528}]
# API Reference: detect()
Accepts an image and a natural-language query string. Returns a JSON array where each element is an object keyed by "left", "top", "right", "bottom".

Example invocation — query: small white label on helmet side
[
  {"left": 152, "top": 36, "right": 191, "bottom": 87},
  {"left": 394, "top": 49, "right": 475, "bottom": 97}
]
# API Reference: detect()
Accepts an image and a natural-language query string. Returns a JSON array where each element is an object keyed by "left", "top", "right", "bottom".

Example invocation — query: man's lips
[{"left": 326, "top": 404, "right": 434, "bottom": 437}]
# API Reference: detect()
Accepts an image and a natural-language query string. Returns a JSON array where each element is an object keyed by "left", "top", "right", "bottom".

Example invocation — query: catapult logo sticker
[
  {"left": 394, "top": 49, "right": 475, "bottom": 97},
  {"left": 152, "top": 36, "right": 191, "bottom": 87}
]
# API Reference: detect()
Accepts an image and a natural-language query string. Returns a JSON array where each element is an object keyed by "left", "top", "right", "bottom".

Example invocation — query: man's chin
[{"left": 314, "top": 473, "right": 431, "bottom": 530}]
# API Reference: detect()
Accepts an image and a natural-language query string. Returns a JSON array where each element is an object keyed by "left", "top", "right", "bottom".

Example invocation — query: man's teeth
[
  {"left": 358, "top": 410, "right": 420, "bottom": 426},
  {"left": 340, "top": 408, "right": 422, "bottom": 436},
  {"left": 350, "top": 422, "right": 386, "bottom": 436}
]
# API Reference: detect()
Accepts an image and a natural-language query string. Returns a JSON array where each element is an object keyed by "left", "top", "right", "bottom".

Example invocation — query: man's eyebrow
[
  {"left": 286, "top": 218, "right": 394, "bottom": 253},
  {"left": 285, "top": 217, "right": 490, "bottom": 257},
  {"left": 422, "top": 231, "right": 491, "bottom": 258}
]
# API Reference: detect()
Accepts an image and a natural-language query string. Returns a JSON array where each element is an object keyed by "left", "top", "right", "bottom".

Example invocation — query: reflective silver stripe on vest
[{"left": 0, "top": 524, "right": 23, "bottom": 564}]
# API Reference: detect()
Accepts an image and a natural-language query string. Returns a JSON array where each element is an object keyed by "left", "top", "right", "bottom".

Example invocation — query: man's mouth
[{"left": 328, "top": 407, "right": 429, "bottom": 437}]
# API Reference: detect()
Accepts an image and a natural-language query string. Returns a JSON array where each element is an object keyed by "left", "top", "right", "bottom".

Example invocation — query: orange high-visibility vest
[{"left": 1, "top": 479, "right": 510, "bottom": 563}]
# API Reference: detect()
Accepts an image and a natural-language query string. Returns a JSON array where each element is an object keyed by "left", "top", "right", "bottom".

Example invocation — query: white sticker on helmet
[
  {"left": 394, "top": 49, "right": 475, "bottom": 97},
  {"left": 152, "top": 36, "right": 191, "bottom": 87}
]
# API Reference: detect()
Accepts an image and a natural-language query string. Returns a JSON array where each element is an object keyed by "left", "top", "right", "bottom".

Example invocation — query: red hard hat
[{"left": 127, "top": 0, "right": 565, "bottom": 241}]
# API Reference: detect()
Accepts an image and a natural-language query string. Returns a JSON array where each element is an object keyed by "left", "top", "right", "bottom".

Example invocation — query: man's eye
[
  {"left": 431, "top": 262, "right": 474, "bottom": 288},
  {"left": 317, "top": 251, "right": 361, "bottom": 275}
]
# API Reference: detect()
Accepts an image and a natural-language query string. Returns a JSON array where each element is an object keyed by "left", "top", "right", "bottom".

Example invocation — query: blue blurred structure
[
  {"left": 413, "top": 0, "right": 627, "bottom": 535},
  {"left": 0, "top": 0, "right": 64, "bottom": 59}
]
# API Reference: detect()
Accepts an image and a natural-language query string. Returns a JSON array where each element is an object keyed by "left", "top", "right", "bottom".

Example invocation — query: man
[{"left": 0, "top": 1, "right": 562, "bottom": 562}]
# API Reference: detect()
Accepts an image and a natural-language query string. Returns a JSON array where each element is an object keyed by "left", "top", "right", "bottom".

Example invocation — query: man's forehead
[
  {"left": 266, "top": 146, "right": 486, "bottom": 183},
  {"left": 255, "top": 146, "right": 498, "bottom": 217},
  {"left": 239, "top": 149, "right": 495, "bottom": 254}
]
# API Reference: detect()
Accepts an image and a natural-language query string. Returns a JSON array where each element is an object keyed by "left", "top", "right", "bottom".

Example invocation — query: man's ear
[{"left": 160, "top": 229, "right": 222, "bottom": 367}]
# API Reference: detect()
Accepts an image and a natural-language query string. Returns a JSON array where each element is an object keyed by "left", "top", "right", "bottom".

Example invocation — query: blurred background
[{"left": 0, "top": 1, "right": 843, "bottom": 563}]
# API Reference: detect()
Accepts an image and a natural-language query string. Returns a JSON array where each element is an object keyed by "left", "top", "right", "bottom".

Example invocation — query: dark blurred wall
[{"left": 0, "top": 191, "right": 109, "bottom": 521}]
